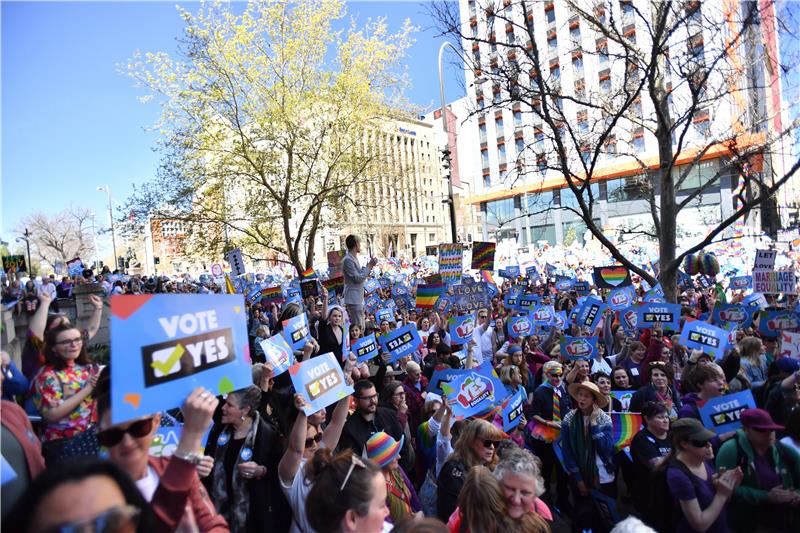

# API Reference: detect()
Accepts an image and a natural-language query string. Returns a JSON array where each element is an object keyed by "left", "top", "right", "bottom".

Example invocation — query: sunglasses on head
[
  {"left": 97, "top": 418, "right": 155, "bottom": 447},
  {"left": 481, "top": 439, "right": 500, "bottom": 449},
  {"left": 305, "top": 432, "right": 323, "bottom": 448}
]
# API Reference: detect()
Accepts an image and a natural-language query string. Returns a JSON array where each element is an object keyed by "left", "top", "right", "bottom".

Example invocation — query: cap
[
  {"left": 671, "top": 418, "right": 715, "bottom": 442},
  {"left": 567, "top": 381, "right": 609, "bottom": 409},
  {"left": 366, "top": 431, "right": 404, "bottom": 469},
  {"left": 740, "top": 408, "right": 784, "bottom": 431}
]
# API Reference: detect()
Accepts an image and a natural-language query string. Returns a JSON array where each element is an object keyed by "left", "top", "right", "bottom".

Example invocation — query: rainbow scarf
[{"left": 610, "top": 412, "right": 643, "bottom": 452}]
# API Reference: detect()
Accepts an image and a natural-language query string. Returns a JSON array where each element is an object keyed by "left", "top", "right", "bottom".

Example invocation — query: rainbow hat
[{"left": 366, "top": 431, "right": 404, "bottom": 469}]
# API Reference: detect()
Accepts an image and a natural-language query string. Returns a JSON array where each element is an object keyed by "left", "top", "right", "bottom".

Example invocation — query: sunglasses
[
  {"left": 97, "top": 418, "right": 155, "bottom": 447},
  {"left": 481, "top": 439, "right": 500, "bottom": 449},
  {"left": 54, "top": 337, "right": 83, "bottom": 347},
  {"left": 43, "top": 504, "right": 141, "bottom": 533},
  {"left": 305, "top": 432, "right": 323, "bottom": 448},
  {"left": 340, "top": 453, "right": 367, "bottom": 491},
  {"left": 548, "top": 372, "right": 563, "bottom": 377},
  {"left": 689, "top": 439, "right": 711, "bottom": 448}
]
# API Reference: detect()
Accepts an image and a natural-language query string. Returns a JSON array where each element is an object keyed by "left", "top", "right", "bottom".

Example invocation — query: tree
[
  {"left": 433, "top": 0, "right": 800, "bottom": 301},
  {"left": 15, "top": 207, "right": 94, "bottom": 271},
  {"left": 121, "top": 0, "right": 414, "bottom": 273}
]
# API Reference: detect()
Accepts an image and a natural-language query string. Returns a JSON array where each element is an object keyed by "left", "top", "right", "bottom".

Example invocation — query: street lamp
[
  {"left": 97, "top": 185, "right": 119, "bottom": 272},
  {"left": 15, "top": 229, "right": 32, "bottom": 275},
  {"left": 438, "top": 41, "right": 459, "bottom": 244}
]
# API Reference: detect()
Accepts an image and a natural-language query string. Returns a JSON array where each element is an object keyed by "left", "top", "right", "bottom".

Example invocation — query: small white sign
[{"left": 753, "top": 249, "right": 777, "bottom": 272}]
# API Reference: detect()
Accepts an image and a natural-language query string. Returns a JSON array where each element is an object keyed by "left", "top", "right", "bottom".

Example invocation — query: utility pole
[
  {"left": 438, "top": 41, "right": 459, "bottom": 244},
  {"left": 97, "top": 185, "right": 119, "bottom": 272}
]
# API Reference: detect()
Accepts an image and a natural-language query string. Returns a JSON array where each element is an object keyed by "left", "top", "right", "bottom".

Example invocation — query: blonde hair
[
  {"left": 451, "top": 419, "right": 505, "bottom": 469},
  {"left": 738, "top": 336, "right": 763, "bottom": 362}
]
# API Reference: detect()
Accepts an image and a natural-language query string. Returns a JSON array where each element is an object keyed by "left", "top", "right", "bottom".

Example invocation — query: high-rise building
[{"left": 454, "top": 0, "right": 795, "bottom": 247}]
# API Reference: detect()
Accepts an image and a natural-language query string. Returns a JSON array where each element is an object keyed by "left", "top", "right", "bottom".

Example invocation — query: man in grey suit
[{"left": 342, "top": 234, "right": 377, "bottom": 330}]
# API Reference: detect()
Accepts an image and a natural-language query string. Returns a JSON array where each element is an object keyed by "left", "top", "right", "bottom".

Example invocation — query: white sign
[
  {"left": 225, "top": 249, "right": 245, "bottom": 277},
  {"left": 753, "top": 270, "right": 797, "bottom": 295},
  {"left": 753, "top": 249, "right": 777, "bottom": 272},
  {"left": 780, "top": 331, "right": 800, "bottom": 359},
  {"left": 211, "top": 263, "right": 224, "bottom": 280}
]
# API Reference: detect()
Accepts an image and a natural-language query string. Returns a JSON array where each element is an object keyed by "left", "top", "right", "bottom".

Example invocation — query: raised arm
[
  {"left": 322, "top": 393, "right": 351, "bottom": 450},
  {"left": 29, "top": 292, "right": 53, "bottom": 340},
  {"left": 278, "top": 394, "right": 309, "bottom": 486},
  {"left": 79, "top": 294, "right": 104, "bottom": 341}
]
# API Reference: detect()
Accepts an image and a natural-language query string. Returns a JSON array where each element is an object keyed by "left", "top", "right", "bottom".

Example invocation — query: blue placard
[
  {"left": 286, "top": 287, "right": 301, "bottom": 299},
  {"left": 608, "top": 286, "right": 636, "bottom": 311},
  {"left": 506, "top": 266, "right": 521, "bottom": 278},
  {"left": 282, "top": 313, "right": 311, "bottom": 350},
  {"left": 375, "top": 308, "right": 394, "bottom": 324},
  {"left": 427, "top": 367, "right": 468, "bottom": 396},
  {"left": 555, "top": 278, "right": 575, "bottom": 292},
  {"left": 531, "top": 305, "right": 555, "bottom": 326},
  {"left": 109, "top": 294, "right": 251, "bottom": 424},
  {"left": 392, "top": 285, "right": 409, "bottom": 298},
  {"left": 449, "top": 313, "right": 477, "bottom": 344},
  {"left": 379, "top": 323, "right": 423, "bottom": 363},
  {"left": 552, "top": 311, "right": 567, "bottom": 330},
  {"left": 712, "top": 303, "right": 753, "bottom": 330},
  {"left": 758, "top": 310, "right": 800, "bottom": 336},
  {"left": 259, "top": 334, "right": 293, "bottom": 376},
  {"left": 365, "top": 293, "right": 381, "bottom": 313},
  {"left": 619, "top": 306, "right": 639, "bottom": 335},
  {"left": 636, "top": 302, "right": 681, "bottom": 331},
  {"left": 508, "top": 314, "right": 534, "bottom": 338},
  {"left": 441, "top": 366, "right": 507, "bottom": 419},
  {"left": 729, "top": 275, "right": 752, "bottom": 290},
  {"left": 504, "top": 294, "right": 520, "bottom": 311},
  {"left": 699, "top": 390, "right": 756, "bottom": 435},
  {"left": 379, "top": 277, "right": 391, "bottom": 289},
  {"left": 351, "top": 333, "right": 379, "bottom": 364},
  {"left": 743, "top": 293, "right": 768, "bottom": 311},
  {"left": 526, "top": 266, "right": 540, "bottom": 280},
  {"left": 434, "top": 296, "right": 452, "bottom": 315},
  {"left": 501, "top": 388, "right": 526, "bottom": 432},
  {"left": 289, "top": 352, "right": 354, "bottom": 416},
  {"left": 560, "top": 335, "right": 598, "bottom": 360},
  {"left": 679, "top": 320, "right": 729, "bottom": 360},
  {"left": 518, "top": 294, "right": 539, "bottom": 309},
  {"left": 365, "top": 278, "right": 380, "bottom": 294},
  {"left": 573, "top": 281, "right": 591, "bottom": 296},
  {"left": 575, "top": 297, "right": 607, "bottom": 330},
  {"left": 610, "top": 390, "right": 634, "bottom": 411},
  {"left": 1, "top": 456, "right": 17, "bottom": 486}
]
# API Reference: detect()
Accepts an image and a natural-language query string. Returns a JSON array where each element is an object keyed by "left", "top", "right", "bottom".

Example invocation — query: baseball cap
[
  {"left": 740, "top": 408, "right": 784, "bottom": 431},
  {"left": 671, "top": 418, "right": 715, "bottom": 442}
]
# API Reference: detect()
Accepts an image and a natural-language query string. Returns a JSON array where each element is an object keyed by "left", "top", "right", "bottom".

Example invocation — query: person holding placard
[
  {"left": 343, "top": 235, "right": 377, "bottom": 331},
  {"left": 716, "top": 408, "right": 800, "bottom": 533},
  {"left": 96, "top": 387, "right": 228, "bottom": 532},
  {"left": 629, "top": 362, "right": 681, "bottom": 419},
  {"left": 203, "top": 386, "right": 284, "bottom": 533}
]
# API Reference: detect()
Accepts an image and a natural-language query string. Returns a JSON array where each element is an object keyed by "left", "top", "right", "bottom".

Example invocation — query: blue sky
[{"left": 1, "top": 1, "right": 465, "bottom": 246}]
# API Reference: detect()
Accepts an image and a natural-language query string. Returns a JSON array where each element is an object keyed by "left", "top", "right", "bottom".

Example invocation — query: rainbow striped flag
[
  {"left": 300, "top": 267, "right": 317, "bottom": 279},
  {"left": 471, "top": 242, "right": 496, "bottom": 271},
  {"left": 610, "top": 412, "right": 643, "bottom": 452},
  {"left": 260, "top": 285, "right": 284, "bottom": 304},
  {"left": 322, "top": 275, "right": 345, "bottom": 295},
  {"left": 525, "top": 419, "right": 561, "bottom": 443},
  {"left": 416, "top": 283, "right": 444, "bottom": 309}
]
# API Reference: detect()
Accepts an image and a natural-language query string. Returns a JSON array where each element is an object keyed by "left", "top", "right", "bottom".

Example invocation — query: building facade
[{"left": 455, "top": 0, "right": 795, "bottom": 248}]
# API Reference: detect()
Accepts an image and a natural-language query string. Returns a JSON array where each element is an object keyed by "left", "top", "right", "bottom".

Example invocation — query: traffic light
[{"left": 441, "top": 147, "right": 451, "bottom": 172}]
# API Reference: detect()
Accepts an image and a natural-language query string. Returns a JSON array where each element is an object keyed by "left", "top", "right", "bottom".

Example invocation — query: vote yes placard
[
  {"left": 679, "top": 320, "right": 729, "bottom": 360},
  {"left": 289, "top": 352, "right": 353, "bottom": 416},
  {"left": 699, "top": 390, "right": 756, "bottom": 434}
]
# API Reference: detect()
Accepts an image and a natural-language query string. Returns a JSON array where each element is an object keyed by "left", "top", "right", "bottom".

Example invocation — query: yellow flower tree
[{"left": 122, "top": 0, "right": 415, "bottom": 272}]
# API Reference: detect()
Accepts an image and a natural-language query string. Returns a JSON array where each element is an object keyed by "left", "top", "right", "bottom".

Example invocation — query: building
[
  {"left": 454, "top": 0, "right": 795, "bottom": 248},
  {"left": 313, "top": 115, "right": 451, "bottom": 261}
]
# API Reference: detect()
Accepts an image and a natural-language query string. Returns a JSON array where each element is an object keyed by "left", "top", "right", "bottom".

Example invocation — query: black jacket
[
  {"left": 436, "top": 457, "right": 467, "bottom": 522},
  {"left": 337, "top": 406, "right": 411, "bottom": 470}
]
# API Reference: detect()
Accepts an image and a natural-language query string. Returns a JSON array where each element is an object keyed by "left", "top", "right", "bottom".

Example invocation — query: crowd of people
[{"left": 1, "top": 232, "right": 799, "bottom": 533}]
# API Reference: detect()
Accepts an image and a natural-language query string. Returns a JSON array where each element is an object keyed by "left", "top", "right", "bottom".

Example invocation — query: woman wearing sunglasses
[
  {"left": 279, "top": 392, "right": 351, "bottom": 533},
  {"left": 96, "top": 387, "right": 228, "bottom": 532},
  {"left": 31, "top": 324, "right": 100, "bottom": 465},
  {"left": 436, "top": 418, "right": 505, "bottom": 522},
  {"left": 667, "top": 418, "right": 742, "bottom": 533}
]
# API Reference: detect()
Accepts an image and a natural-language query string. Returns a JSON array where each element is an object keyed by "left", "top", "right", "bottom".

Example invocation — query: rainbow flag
[
  {"left": 416, "top": 283, "right": 444, "bottom": 309},
  {"left": 471, "top": 242, "right": 496, "bottom": 271},
  {"left": 610, "top": 412, "right": 643, "bottom": 452},
  {"left": 260, "top": 285, "right": 284, "bottom": 304},
  {"left": 300, "top": 267, "right": 317, "bottom": 279},
  {"left": 481, "top": 270, "right": 496, "bottom": 286},
  {"left": 322, "top": 275, "right": 345, "bottom": 295},
  {"left": 525, "top": 419, "right": 561, "bottom": 444}
]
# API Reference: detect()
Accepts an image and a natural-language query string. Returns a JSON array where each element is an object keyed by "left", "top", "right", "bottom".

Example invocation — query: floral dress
[{"left": 32, "top": 363, "right": 95, "bottom": 442}]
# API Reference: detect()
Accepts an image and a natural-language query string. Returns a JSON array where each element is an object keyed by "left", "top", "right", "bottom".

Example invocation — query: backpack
[{"left": 645, "top": 457, "right": 702, "bottom": 533}]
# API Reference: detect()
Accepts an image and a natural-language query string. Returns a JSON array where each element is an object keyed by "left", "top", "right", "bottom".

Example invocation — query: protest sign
[
  {"left": 729, "top": 275, "right": 752, "bottom": 290},
  {"left": 500, "top": 388, "right": 526, "bottom": 432},
  {"left": 300, "top": 279, "right": 319, "bottom": 299},
  {"left": 525, "top": 266, "right": 541, "bottom": 283},
  {"left": 471, "top": 242, "right": 496, "bottom": 271},
  {"left": 282, "top": 313, "right": 311, "bottom": 350},
  {"left": 375, "top": 307, "right": 394, "bottom": 324},
  {"left": 508, "top": 315, "right": 534, "bottom": 338},
  {"left": 679, "top": 320, "right": 729, "bottom": 360},
  {"left": 449, "top": 313, "right": 477, "bottom": 344},
  {"left": 427, "top": 367, "right": 468, "bottom": 396},
  {"left": 441, "top": 367, "right": 506, "bottom": 419},
  {"left": 438, "top": 243, "right": 464, "bottom": 286},
  {"left": 552, "top": 311, "right": 568, "bottom": 330},
  {"left": 109, "top": 294, "right": 251, "bottom": 424},
  {"left": 258, "top": 286, "right": 284, "bottom": 305},
  {"left": 67, "top": 258, "right": 84, "bottom": 277},
  {"left": 780, "top": 331, "right": 800, "bottom": 359},
  {"left": 619, "top": 306, "right": 639, "bottom": 335},
  {"left": 379, "top": 323, "right": 423, "bottom": 363},
  {"left": 150, "top": 426, "right": 182, "bottom": 458},
  {"left": 416, "top": 283, "right": 443, "bottom": 310},
  {"left": 518, "top": 294, "right": 539, "bottom": 309},
  {"left": 608, "top": 286, "right": 636, "bottom": 311},
  {"left": 555, "top": 278, "right": 575, "bottom": 292},
  {"left": 378, "top": 277, "right": 391, "bottom": 290},
  {"left": 753, "top": 249, "right": 777, "bottom": 272},
  {"left": 610, "top": 390, "right": 633, "bottom": 411},
  {"left": 560, "top": 335, "right": 597, "bottom": 361},
  {"left": 289, "top": 352, "right": 354, "bottom": 416},
  {"left": 2, "top": 255, "right": 27, "bottom": 273},
  {"left": 351, "top": 333, "right": 379, "bottom": 364},
  {"left": 531, "top": 305, "right": 555, "bottom": 326},
  {"left": 364, "top": 278, "right": 380, "bottom": 294},
  {"left": 573, "top": 281, "right": 591, "bottom": 296},
  {"left": 758, "top": 310, "right": 800, "bottom": 337},
  {"left": 450, "top": 281, "right": 491, "bottom": 312},
  {"left": 225, "top": 248, "right": 245, "bottom": 277},
  {"left": 259, "top": 334, "right": 293, "bottom": 376},
  {"left": 506, "top": 265, "right": 521, "bottom": 278},
  {"left": 743, "top": 293, "right": 768, "bottom": 311},
  {"left": 321, "top": 275, "right": 344, "bottom": 297},
  {"left": 575, "top": 297, "right": 607, "bottom": 330},
  {"left": 753, "top": 270, "right": 797, "bottom": 295},
  {"left": 593, "top": 266, "right": 632, "bottom": 289},
  {"left": 503, "top": 293, "right": 519, "bottom": 311},
  {"left": 636, "top": 302, "right": 681, "bottom": 331},
  {"left": 433, "top": 295, "right": 452, "bottom": 315},
  {"left": 699, "top": 390, "right": 756, "bottom": 434},
  {"left": 425, "top": 245, "right": 438, "bottom": 257},
  {"left": 712, "top": 303, "right": 753, "bottom": 330}
]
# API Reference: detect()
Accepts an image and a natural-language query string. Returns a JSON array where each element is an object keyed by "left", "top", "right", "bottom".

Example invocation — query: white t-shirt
[
  {"left": 281, "top": 458, "right": 316, "bottom": 533},
  {"left": 135, "top": 465, "right": 160, "bottom": 502},
  {"left": 591, "top": 358, "right": 612, "bottom": 376}
]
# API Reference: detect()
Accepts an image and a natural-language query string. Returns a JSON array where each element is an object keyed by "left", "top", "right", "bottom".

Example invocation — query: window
[
  {"left": 481, "top": 148, "right": 490, "bottom": 168},
  {"left": 600, "top": 77, "right": 611, "bottom": 93},
  {"left": 559, "top": 183, "right": 600, "bottom": 209},
  {"left": 515, "top": 137, "right": 525, "bottom": 153},
  {"left": 573, "top": 56, "right": 584, "bottom": 78},
  {"left": 570, "top": 26, "right": 581, "bottom": 48},
  {"left": 496, "top": 116, "right": 505, "bottom": 134},
  {"left": 562, "top": 218, "right": 601, "bottom": 245},
  {"left": 493, "top": 91, "right": 502, "bottom": 105},
  {"left": 486, "top": 198, "right": 515, "bottom": 229},
  {"left": 535, "top": 129, "right": 544, "bottom": 146},
  {"left": 621, "top": 2, "right": 634, "bottom": 24},
  {"left": 429, "top": 233, "right": 436, "bottom": 242},
  {"left": 530, "top": 224, "right": 557, "bottom": 245},
  {"left": 513, "top": 109, "right": 522, "bottom": 128},
  {"left": 548, "top": 37, "right": 558, "bottom": 58},
  {"left": 537, "top": 155, "right": 547, "bottom": 173},
  {"left": 633, "top": 135, "right": 645, "bottom": 151},
  {"left": 550, "top": 65, "right": 560, "bottom": 83},
  {"left": 546, "top": 7, "right": 556, "bottom": 24},
  {"left": 498, "top": 143, "right": 507, "bottom": 165},
  {"left": 674, "top": 159, "right": 719, "bottom": 191},
  {"left": 484, "top": 174, "right": 491, "bottom": 188},
  {"left": 479, "top": 123, "right": 487, "bottom": 143},
  {"left": 606, "top": 175, "right": 647, "bottom": 202}
]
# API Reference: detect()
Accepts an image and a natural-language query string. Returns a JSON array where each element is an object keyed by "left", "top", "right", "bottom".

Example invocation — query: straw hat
[{"left": 567, "top": 381, "right": 609, "bottom": 409}]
